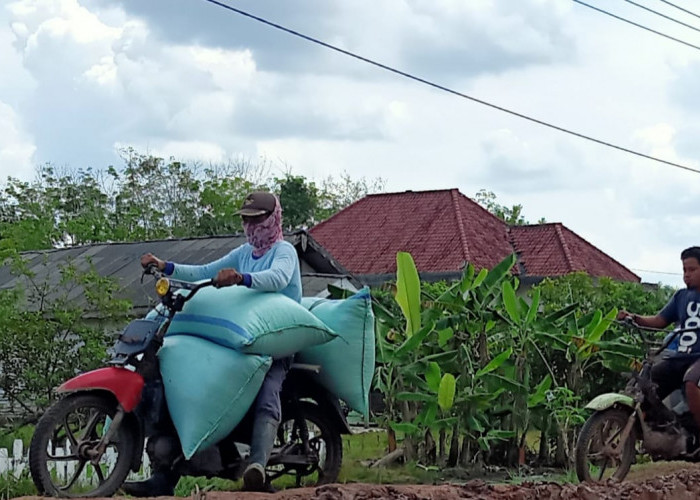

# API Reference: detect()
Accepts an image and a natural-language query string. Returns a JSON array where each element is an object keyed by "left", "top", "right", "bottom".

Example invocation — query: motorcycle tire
[
  {"left": 575, "top": 407, "right": 636, "bottom": 482},
  {"left": 274, "top": 401, "right": 343, "bottom": 486},
  {"left": 29, "top": 392, "right": 139, "bottom": 498}
]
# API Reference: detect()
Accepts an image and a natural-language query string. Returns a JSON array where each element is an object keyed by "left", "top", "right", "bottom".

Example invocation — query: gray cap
[{"left": 235, "top": 191, "right": 277, "bottom": 216}]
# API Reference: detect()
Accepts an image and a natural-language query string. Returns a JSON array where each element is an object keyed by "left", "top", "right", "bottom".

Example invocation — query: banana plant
[
  {"left": 498, "top": 278, "right": 575, "bottom": 463},
  {"left": 374, "top": 252, "right": 437, "bottom": 458}
]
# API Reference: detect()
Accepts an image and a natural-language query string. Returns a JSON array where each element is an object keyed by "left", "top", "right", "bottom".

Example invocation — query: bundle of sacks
[{"left": 147, "top": 286, "right": 375, "bottom": 459}]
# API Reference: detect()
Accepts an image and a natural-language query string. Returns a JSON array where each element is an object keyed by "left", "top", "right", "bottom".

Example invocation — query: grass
[
  {"left": 338, "top": 431, "right": 437, "bottom": 485},
  {"left": 0, "top": 471, "right": 36, "bottom": 500},
  {"left": 0, "top": 425, "right": 34, "bottom": 451},
  {"left": 0, "top": 426, "right": 575, "bottom": 498},
  {"left": 173, "top": 430, "right": 438, "bottom": 496}
]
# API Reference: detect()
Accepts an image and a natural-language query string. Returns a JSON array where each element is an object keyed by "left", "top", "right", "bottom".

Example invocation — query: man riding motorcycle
[
  {"left": 126, "top": 191, "right": 300, "bottom": 495},
  {"left": 618, "top": 246, "right": 700, "bottom": 450}
]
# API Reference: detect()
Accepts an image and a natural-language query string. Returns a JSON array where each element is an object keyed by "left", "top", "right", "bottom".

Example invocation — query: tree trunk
[
  {"left": 404, "top": 436, "right": 417, "bottom": 462},
  {"left": 518, "top": 432, "right": 527, "bottom": 466},
  {"left": 554, "top": 428, "right": 567, "bottom": 467},
  {"left": 447, "top": 425, "right": 460, "bottom": 467},
  {"left": 438, "top": 428, "right": 447, "bottom": 464},
  {"left": 371, "top": 447, "right": 405, "bottom": 468},
  {"left": 400, "top": 400, "right": 417, "bottom": 461},
  {"left": 387, "top": 428, "right": 397, "bottom": 453},
  {"left": 460, "top": 436, "right": 471, "bottom": 466},
  {"left": 538, "top": 429, "right": 548, "bottom": 464},
  {"left": 424, "top": 429, "right": 436, "bottom": 464}
]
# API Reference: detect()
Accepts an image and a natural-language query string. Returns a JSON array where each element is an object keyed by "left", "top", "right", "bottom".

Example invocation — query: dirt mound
[
  {"left": 230, "top": 471, "right": 700, "bottom": 499},
  {"left": 17, "top": 468, "right": 700, "bottom": 499}
]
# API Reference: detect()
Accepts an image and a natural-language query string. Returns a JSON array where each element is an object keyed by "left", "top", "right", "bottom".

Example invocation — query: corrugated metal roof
[{"left": 0, "top": 232, "right": 356, "bottom": 316}]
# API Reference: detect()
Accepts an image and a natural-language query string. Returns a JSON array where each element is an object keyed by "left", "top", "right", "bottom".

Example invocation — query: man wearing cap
[{"left": 125, "top": 191, "right": 301, "bottom": 494}]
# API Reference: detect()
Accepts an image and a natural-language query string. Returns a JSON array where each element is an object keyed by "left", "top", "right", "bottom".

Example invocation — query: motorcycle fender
[
  {"left": 58, "top": 367, "right": 145, "bottom": 412},
  {"left": 585, "top": 393, "right": 635, "bottom": 411}
]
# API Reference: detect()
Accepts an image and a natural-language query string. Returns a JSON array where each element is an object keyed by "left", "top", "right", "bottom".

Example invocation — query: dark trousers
[
  {"left": 652, "top": 355, "right": 700, "bottom": 400},
  {"left": 253, "top": 357, "right": 292, "bottom": 422}
]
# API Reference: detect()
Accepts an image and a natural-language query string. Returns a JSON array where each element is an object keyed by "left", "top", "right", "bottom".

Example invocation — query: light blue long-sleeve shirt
[{"left": 166, "top": 240, "right": 302, "bottom": 303}]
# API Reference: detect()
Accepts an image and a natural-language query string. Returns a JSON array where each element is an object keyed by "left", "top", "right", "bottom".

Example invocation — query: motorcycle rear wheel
[
  {"left": 269, "top": 401, "right": 343, "bottom": 487},
  {"left": 29, "top": 392, "right": 138, "bottom": 498},
  {"left": 575, "top": 407, "right": 637, "bottom": 482}
]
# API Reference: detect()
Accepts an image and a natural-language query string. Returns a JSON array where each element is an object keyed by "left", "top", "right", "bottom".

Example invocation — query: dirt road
[{"left": 18, "top": 464, "right": 700, "bottom": 499}]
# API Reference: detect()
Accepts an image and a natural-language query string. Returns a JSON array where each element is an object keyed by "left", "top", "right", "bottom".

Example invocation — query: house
[
  {"left": 309, "top": 189, "right": 639, "bottom": 286},
  {"left": 0, "top": 231, "right": 358, "bottom": 319}
]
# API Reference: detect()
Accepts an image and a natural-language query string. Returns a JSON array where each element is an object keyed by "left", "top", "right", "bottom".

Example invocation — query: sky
[{"left": 1, "top": 0, "right": 699, "bottom": 288}]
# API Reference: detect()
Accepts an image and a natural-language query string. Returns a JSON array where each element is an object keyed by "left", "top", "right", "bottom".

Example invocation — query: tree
[
  {"left": 0, "top": 254, "right": 131, "bottom": 421},
  {"left": 275, "top": 174, "right": 320, "bottom": 229},
  {"left": 316, "top": 171, "right": 386, "bottom": 222},
  {"left": 474, "top": 189, "right": 546, "bottom": 225},
  {"left": 0, "top": 149, "right": 386, "bottom": 246}
]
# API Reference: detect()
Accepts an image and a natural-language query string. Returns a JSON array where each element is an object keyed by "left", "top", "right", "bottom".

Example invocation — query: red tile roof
[
  {"left": 509, "top": 224, "right": 640, "bottom": 282},
  {"left": 309, "top": 189, "right": 640, "bottom": 282}
]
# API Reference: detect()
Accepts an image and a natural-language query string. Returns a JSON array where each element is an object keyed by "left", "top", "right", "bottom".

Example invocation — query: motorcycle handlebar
[{"left": 616, "top": 317, "right": 700, "bottom": 356}]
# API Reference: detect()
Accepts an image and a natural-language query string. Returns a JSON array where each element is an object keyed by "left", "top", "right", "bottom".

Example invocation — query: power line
[
  {"left": 658, "top": 0, "right": 700, "bottom": 21},
  {"left": 631, "top": 268, "right": 682, "bottom": 276},
  {"left": 200, "top": 0, "right": 700, "bottom": 175},
  {"left": 572, "top": 0, "right": 700, "bottom": 52},
  {"left": 624, "top": 0, "right": 700, "bottom": 34}
]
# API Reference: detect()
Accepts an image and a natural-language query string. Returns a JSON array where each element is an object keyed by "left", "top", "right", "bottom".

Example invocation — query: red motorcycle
[{"left": 29, "top": 266, "right": 348, "bottom": 497}]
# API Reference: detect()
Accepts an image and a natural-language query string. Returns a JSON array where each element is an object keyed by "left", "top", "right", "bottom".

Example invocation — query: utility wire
[
  {"left": 572, "top": 0, "right": 700, "bottom": 52},
  {"left": 624, "top": 0, "right": 700, "bottom": 34},
  {"left": 200, "top": 0, "right": 700, "bottom": 175},
  {"left": 658, "top": 0, "right": 700, "bottom": 21},
  {"left": 631, "top": 268, "right": 682, "bottom": 276}
]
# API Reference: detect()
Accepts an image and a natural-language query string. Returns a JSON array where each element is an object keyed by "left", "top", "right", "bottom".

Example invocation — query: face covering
[{"left": 242, "top": 197, "right": 284, "bottom": 257}]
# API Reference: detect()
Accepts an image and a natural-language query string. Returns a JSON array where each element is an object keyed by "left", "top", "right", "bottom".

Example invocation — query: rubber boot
[
  {"left": 243, "top": 416, "right": 279, "bottom": 492},
  {"left": 121, "top": 469, "right": 179, "bottom": 497}
]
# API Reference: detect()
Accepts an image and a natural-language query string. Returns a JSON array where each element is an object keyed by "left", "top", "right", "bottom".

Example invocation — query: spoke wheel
[
  {"left": 267, "top": 402, "right": 342, "bottom": 488},
  {"left": 575, "top": 408, "right": 637, "bottom": 482},
  {"left": 29, "top": 393, "right": 137, "bottom": 497}
]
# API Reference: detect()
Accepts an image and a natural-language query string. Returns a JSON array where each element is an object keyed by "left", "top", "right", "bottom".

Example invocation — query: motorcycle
[
  {"left": 575, "top": 318, "right": 700, "bottom": 482},
  {"left": 29, "top": 266, "right": 350, "bottom": 497}
]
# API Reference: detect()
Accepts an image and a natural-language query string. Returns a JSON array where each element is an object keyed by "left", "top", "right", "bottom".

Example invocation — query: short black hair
[{"left": 681, "top": 246, "right": 700, "bottom": 264}]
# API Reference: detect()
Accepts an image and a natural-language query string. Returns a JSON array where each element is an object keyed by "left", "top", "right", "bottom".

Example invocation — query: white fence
[{"left": 0, "top": 439, "right": 151, "bottom": 484}]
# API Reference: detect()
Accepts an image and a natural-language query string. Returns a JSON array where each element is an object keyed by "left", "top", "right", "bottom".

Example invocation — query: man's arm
[
  {"left": 167, "top": 247, "right": 243, "bottom": 282},
  {"left": 618, "top": 290, "right": 678, "bottom": 330},
  {"left": 247, "top": 246, "right": 297, "bottom": 292},
  {"left": 619, "top": 311, "right": 670, "bottom": 329}
]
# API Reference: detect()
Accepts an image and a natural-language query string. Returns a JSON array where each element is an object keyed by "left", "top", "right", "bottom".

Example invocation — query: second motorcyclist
[{"left": 618, "top": 246, "right": 700, "bottom": 449}]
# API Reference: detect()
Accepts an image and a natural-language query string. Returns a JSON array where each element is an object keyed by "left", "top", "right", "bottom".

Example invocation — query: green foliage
[
  {"left": 0, "top": 254, "right": 131, "bottom": 419},
  {"left": 0, "top": 425, "right": 34, "bottom": 449},
  {"left": 0, "top": 148, "right": 385, "bottom": 248},
  {"left": 474, "top": 189, "right": 546, "bottom": 225},
  {"left": 373, "top": 252, "right": 673, "bottom": 469},
  {"left": 0, "top": 471, "right": 36, "bottom": 499},
  {"left": 275, "top": 174, "right": 319, "bottom": 229},
  {"left": 395, "top": 252, "right": 421, "bottom": 337}
]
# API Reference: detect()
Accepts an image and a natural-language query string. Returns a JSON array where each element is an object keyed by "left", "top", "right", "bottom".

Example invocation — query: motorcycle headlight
[{"left": 155, "top": 278, "right": 170, "bottom": 297}]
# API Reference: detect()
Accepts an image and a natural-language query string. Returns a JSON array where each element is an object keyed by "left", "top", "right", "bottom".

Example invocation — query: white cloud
[
  {"left": 0, "top": 101, "right": 36, "bottom": 179},
  {"left": 1, "top": 0, "right": 699, "bottom": 287}
]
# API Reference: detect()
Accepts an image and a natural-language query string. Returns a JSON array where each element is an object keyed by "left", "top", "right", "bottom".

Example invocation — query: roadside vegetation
[{"left": 0, "top": 151, "right": 676, "bottom": 496}]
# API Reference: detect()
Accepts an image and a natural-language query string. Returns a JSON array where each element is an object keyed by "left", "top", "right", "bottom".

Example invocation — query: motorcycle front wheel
[
  {"left": 575, "top": 407, "right": 637, "bottom": 482},
  {"left": 29, "top": 392, "right": 139, "bottom": 497}
]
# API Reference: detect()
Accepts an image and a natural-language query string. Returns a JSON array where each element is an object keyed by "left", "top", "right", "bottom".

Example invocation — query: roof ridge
[
  {"left": 451, "top": 189, "right": 471, "bottom": 263},
  {"left": 557, "top": 224, "right": 640, "bottom": 281},
  {"left": 554, "top": 223, "right": 576, "bottom": 271},
  {"left": 365, "top": 188, "right": 456, "bottom": 197}
]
